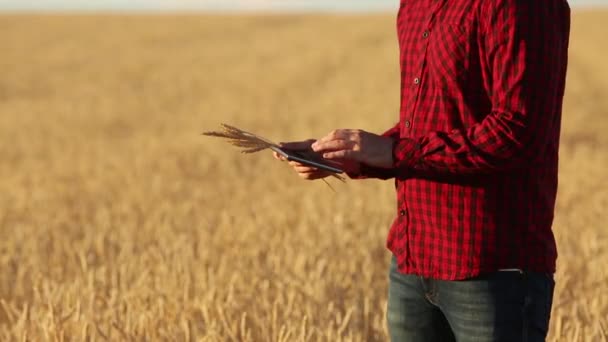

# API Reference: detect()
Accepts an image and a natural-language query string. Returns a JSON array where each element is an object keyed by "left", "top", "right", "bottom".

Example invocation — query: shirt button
[
  {"left": 422, "top": 31, "right": 429, "bottom": 38},
  {"left": 404, "top": 120, "right": 411, "bottom": 128},
  {"left": 400, "top": 209, "right": 407, "bottom": 217},
  {"left": 413, "top": 77, "right": 420, "bottom": 85}
]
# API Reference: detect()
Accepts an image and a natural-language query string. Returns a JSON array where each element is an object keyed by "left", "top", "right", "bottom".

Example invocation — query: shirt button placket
[{"left": 399, "top": 200, "right": 412, "bottom": 269}]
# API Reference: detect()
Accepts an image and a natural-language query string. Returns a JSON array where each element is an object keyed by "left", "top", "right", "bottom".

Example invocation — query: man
[{"left": 274, "top": 0, "right": 570, "bottom": 341}]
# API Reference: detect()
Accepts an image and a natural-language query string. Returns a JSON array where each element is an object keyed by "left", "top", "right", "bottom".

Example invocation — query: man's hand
[
  {"left": 272, "top": 140, "right": 333, "bottom": 180},
  {"left": 311, "top": 129, "right": 394, "bottom": 169},
  {"left": 273, "top": 139, "right": 360, "bottom": 180}
]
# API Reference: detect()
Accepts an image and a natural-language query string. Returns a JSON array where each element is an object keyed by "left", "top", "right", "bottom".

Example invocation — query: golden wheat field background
[{"left": 0, "top": 10, "right": 607, "bottom": 341}]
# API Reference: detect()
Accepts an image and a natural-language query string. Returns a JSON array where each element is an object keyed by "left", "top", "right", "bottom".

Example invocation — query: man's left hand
[{"left": 311, "top": 129, "right": 394, "bottom": 169}]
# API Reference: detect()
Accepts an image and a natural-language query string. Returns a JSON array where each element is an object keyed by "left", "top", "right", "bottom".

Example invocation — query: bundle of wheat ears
[{"left": 202, "top": 124, "right": 346, "bottom": 188}]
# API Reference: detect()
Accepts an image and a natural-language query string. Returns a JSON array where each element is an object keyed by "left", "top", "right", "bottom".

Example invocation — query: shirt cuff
[
  {"left": 346, "top": 137, "right": 403, "bottom": 180},
  {"left": 345, "top": 137, "right": 420, "bottom": 180},
  {"left": 346, "top": 163, "right": 397, "bottom": 180},
  {"left": 393, "top": 137, "right": 422, "bottom": 170}
]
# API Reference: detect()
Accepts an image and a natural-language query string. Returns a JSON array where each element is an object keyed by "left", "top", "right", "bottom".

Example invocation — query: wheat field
[{"left": 0, "top": 10, "right": 607, "bottom": 341}]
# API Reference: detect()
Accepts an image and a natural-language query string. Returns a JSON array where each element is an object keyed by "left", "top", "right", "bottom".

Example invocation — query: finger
[
  {"left": 311, "top": 129, "right": 359, "bottom": 151},
  {"left": 294, "top": 165, "right": 317, "bottom": 172},
  {"left": 299, "top": 172, "right": 317, "bottom": 180},
  {"left": 287, "top": 160, "right": 318, "bottom": 173},
  {"left": 312, "top": 139, "right": 354, "bottom": 153},
  {"left": 288, "top": 161, "right": 307, "bottom": 167},
  {"left": 279, "top": 140, "right": 315, "bottom": 151},
  {"left": 273, "top": 151, "right": 286, "bottom": 161},
  {"left": 323, "top": 150, "right": 359, "bottom": 161},
  {"left": 294, "top": 165, "right": 318, "bottom": 173},
  {"left": 299, "top": 171, "right": 331, "bottom": 180},
  {"left": 312, "top": 130, "right": 356, "bottom": 149}
]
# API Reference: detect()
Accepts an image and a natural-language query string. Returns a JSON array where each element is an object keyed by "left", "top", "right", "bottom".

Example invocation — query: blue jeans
[{"left": 387, "top": 256, "right": 555, "bottom": 342}]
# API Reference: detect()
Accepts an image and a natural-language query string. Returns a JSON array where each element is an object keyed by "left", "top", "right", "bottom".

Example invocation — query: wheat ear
[{"left": 202, "top": 124, "right": 346, "bottom": 183}]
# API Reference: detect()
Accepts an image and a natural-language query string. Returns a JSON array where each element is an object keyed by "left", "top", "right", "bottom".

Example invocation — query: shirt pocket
[{"left": 426, "top": 21, "right": 473, "bottom": 87}]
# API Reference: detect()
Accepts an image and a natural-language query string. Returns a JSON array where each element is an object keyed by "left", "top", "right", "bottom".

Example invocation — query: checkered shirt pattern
[{"left": 359, "top": 0, "right": 571, "bottom": 280}]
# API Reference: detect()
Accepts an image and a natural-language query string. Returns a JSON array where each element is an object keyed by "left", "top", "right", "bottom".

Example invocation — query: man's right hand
[
  {"left": 272, "top": 140, "right": 334, "bottom": 180},
  {"left": 273, "top": 139, "right": 361, "bottom": 180}
]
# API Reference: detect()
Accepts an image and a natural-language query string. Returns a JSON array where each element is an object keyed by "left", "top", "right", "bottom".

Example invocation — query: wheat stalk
[{"left": 202, "top": 124, "right": 346, "bottom": 185}]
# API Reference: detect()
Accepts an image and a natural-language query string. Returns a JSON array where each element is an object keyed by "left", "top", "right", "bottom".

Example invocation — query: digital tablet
[{"left": 270, "top": 146, "right": 344, "bottom": 174}]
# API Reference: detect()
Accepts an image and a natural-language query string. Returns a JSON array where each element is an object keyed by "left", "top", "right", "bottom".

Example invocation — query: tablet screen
[{"left": 270, "top": 146, "right": 344, "bottom": 174}]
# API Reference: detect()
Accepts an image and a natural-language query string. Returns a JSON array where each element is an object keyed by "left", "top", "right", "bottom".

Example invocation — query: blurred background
[
  {"left": 1, "top": 1, "right": 607, "bottom": 341},
  {"left": 0, "top": 0, "right": 606, "bottom": 11}
]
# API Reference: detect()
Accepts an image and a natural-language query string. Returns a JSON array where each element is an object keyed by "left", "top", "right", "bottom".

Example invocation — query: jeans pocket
[{"left": 522, "top": 272, "right": 555, "bottom": 341}]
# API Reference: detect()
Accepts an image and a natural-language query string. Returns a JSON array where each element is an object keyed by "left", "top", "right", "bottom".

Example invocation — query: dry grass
[{"left": 0, "top": 11, "right": 606, "bottom": 341}]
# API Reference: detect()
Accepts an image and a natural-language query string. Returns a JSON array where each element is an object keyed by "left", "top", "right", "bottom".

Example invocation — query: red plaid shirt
[{"left": 358, "top": 0, "right": 571, "bottom": 280}]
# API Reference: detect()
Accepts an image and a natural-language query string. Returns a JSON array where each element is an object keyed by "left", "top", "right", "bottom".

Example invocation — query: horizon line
[{"left": 0, "top": 1, "right": 606, "bottom": 13}]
